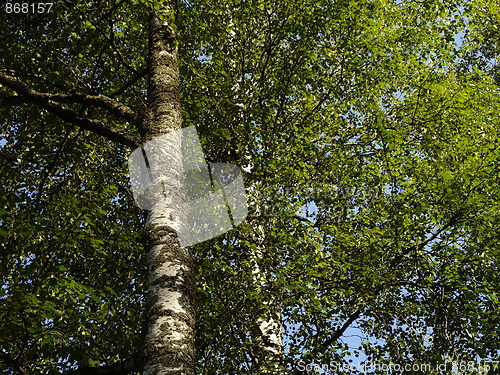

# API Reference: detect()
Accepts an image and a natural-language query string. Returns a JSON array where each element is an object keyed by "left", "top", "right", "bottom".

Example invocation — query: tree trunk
[
  {"left": 141, "top": 6, "right": 196, "bottom": 375},
  {"left": 248, "top": 215, "right": 284, "bottom": 373},
  {"left": 252, "top": 248, "right": 285, "bottom": 373}
]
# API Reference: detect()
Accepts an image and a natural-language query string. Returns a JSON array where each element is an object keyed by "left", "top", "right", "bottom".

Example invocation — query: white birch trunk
[
  {"left": 141, "top": 7, "right": 196, "bottom": 375},
  {"left": 248, "top": 190, "right": 285, "bottom": 372},
  {"left": 251, "top": 245, "right": 285, "bottom": 373}
]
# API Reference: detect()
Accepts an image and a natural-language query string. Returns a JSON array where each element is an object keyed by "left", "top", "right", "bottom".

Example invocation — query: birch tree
[
  {"left": 1, "top": 1, "right": 195, "bottom": 373},
  {"left": 140, "top": 7, "right": 195, "bottom": 375},
  {"left": 1, "top": 0, "right": 500, "bottom": 374}
]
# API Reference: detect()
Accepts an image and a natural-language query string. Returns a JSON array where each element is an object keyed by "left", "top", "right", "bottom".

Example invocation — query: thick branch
[
  {"left": 1, "top": 91, "right": 138, "bottom": 125},
  {"left": 0, "top": 95, "right": 26, "bottom": 106},
  {"left": 0, "top": 72, "right": 140, "bottom": 148},
  {"left": 49, "top": 93, "right": 138, "bottom": 124}
]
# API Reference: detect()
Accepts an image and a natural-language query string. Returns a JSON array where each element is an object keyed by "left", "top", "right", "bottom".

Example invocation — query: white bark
[
  {"left": 250, "top": 221, "right": 285, "bottom": 372},
  {"left": 141, "top": 7, "right": 196, "bottom": 375}
]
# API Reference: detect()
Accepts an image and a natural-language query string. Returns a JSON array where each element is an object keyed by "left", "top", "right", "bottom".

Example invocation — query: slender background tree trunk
[
  {"left": 251, "top": 244, "right": 285, "bottom": 373},
  {"left": 247, "top": 208, "right": 285, "bottom": 372}
]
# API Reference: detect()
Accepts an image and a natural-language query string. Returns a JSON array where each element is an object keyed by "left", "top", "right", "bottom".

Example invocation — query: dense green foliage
[
  {"left": 1, "top": 0, "right": 499, "bottom": 374},
  {"left": 1, "top": 1, "right": 148, "bottom": 372}
]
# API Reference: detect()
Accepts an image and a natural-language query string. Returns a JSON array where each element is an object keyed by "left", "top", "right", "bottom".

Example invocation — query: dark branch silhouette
[{"left": 0, "top": 72, "right": 141, "bottom": 148}]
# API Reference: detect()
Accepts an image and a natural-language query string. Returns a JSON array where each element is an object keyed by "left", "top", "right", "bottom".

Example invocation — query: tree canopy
[{"left": 1, "top": 0, "right": 499, "bottom": 374}]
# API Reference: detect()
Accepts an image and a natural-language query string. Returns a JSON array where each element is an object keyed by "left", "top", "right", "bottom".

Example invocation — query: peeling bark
[{"left": 141, "top": 6, "right": 196, "bottom": 375}]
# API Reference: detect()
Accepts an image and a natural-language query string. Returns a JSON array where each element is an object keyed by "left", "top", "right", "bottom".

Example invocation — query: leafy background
[{"left": 1, "top": 0, "right": 499, "bottom": 373}]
